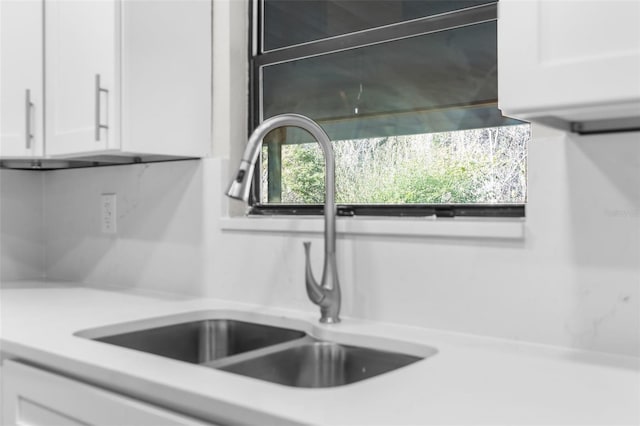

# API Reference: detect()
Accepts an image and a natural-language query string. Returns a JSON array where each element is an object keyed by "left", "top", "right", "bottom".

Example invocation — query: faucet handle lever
[{"left": 304, "top": 241, "right": 324, "bottom": 304}]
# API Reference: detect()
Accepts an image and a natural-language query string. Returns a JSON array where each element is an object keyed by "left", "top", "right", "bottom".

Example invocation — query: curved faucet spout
[{"left": 226, "top": 114, "right": 341, "bottom": 324}]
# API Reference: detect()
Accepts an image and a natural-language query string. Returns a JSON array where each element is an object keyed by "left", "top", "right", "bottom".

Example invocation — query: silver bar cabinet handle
[
  {"left": 25, "top": 89, "right": 34, "bottom": 149},
  {"left": 95, "top": 74, "right": 109, "bottom": 141}
]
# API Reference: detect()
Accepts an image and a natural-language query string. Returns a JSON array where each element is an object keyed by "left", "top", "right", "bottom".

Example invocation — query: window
[{"left": 250, "top": 0, "right": 529, "bottom": 217}]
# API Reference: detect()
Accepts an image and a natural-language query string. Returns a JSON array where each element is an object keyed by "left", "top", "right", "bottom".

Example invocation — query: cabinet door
[
  {"left": 1, "top": 360, "right": 215, "bottom": 426},
  {"left": 498, "top": 0, "right": 640, "bottom": 121},
  {"left": 45, "top": 0, "right": 120, "bottom": 156},
  {"left": 0, "top": 0, "right": 44, "bottom": 158}
]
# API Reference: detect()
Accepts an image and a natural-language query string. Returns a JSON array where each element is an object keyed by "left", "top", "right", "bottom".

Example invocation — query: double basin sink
[{"left": 76, "top": 312, "right": 437, "bottom": 388}]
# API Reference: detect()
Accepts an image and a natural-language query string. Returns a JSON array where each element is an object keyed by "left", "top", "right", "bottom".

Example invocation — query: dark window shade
[
  {"left": 262, "top": 22, "right": 523, "bottom": 142},
  {"left": 253, "top": 0, "right": 528, "bottom": 215},
  {"left": 264, "top": 0, "right": 494, "bottom": 51}
]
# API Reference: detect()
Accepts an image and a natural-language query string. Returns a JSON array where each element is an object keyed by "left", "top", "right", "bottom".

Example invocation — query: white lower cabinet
[{"left": 1, "top": 360, "right": 216, "bottom": 426}]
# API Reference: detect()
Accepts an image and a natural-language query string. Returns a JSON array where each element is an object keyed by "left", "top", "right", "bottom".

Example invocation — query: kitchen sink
[
  {"left": 219, "top": 338, "right": 424, "bottom": 388},
  {"left": 94, "top": 319, "right": 306, "bottom": 364},
  {"left": 78, "top": 311, "right": 437, "bottom": 387}
]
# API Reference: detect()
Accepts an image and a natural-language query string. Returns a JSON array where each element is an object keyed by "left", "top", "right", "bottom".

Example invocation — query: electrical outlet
[{"left": 101, "top": 193, "right": 117, "bottom": 234}]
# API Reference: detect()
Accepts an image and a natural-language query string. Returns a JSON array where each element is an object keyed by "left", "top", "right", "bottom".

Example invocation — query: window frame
[{"left": 248, "top": 0, "right": 526, "bottom": 218}]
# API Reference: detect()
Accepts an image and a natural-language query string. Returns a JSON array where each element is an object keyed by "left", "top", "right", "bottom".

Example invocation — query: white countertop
[{"left": 1, "top": 280, "right": 639, "bottom": 425}]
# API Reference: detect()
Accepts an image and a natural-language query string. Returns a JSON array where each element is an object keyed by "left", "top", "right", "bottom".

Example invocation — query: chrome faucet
[{"left": 226, "top": 113, "right": 341, "bottom": 324}]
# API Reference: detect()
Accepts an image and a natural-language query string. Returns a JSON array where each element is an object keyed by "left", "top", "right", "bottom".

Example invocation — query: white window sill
[{"left": 220, "top": 215, "right": 525, "bottom": 239}]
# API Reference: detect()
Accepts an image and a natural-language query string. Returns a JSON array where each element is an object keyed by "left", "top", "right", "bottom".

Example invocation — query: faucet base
[{"left": 319, "top": 316, "right": 341, "bottom": 324}]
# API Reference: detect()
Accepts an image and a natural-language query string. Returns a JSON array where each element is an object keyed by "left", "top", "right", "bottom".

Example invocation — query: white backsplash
[
  {"left": 0, "top": 169, "right": 44, "bottom": 280},
  {"left": 2, "top": 126, "right": 638, "bottom": 357}
]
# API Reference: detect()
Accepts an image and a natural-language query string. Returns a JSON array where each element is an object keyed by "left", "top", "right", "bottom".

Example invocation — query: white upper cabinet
[
  {"left": 45, "top": 0, "right": 117, "bottom": 155},
  {"left": 44, "top": 0, "right": 211, "bottom": 159},
  {"left": 498, "top": 0, "right": 640, "bottom": 133},
  {"left": 0, "top": 0, "right": 44, "bottom": 158}
]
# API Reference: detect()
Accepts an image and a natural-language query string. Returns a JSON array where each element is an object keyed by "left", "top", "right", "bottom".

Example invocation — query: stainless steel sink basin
[
  {"left": 78, "top": 311, "right": 437, "bottom": 388},
  {"left": 219, "top": 338, "right": 425, "bottom": 388},
  {"left": 94, "top": 319, "right": 306, "bottom": 364}
]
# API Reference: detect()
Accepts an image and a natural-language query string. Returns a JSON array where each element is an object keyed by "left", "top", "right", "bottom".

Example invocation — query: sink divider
[{"left": 202, "top": 336, "right": 317, "bottom": 370}]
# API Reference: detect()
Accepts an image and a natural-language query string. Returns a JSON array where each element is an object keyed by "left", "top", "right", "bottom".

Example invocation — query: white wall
[
  {"left": 38, "top": 125, "right": 640, "bottom": 357},
  {"left": 2, "top": 0, "right": 638, "bottom": 358},
  {"left": 217, "top": 128, "right": 640, "bottom": 357},
  {"left": 43, "top": 162, "right": 208, "bottom": 296},
  {"left": 0, "top": 170, "right": 44, "bottom": 281}
]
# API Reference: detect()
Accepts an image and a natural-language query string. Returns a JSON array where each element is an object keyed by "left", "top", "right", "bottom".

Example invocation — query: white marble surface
[
  {"left": 33, "top": 136, "right": 640, "bottom": 357},
  {"left": 1, "top": 281, "right": 638, "bottom": 425},
  {"left": 0, "top": 170, "right": 44, "bottom": 280}
]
